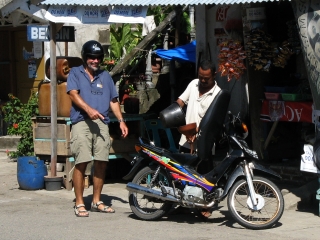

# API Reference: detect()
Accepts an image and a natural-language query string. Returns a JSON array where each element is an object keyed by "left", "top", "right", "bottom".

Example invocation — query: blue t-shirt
[{"left": 66, "top": 65, "right": 118, "bottom": 124}]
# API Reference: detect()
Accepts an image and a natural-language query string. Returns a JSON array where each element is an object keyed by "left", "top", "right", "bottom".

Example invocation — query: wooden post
[
  {"left": 49, "top": 21, "right": 57, "bottom": 177},
  {"left": 174, "top": 6, "right": 181, "bottom": 47},
  {"left": 65, "top": 42, "right": 68, "bottom": 56},
  {"left": 189, "top": 6, "right": 196, "bottom": 42},
  {"left": 263, "top": 121, "right": 279, "bottom": 150}
]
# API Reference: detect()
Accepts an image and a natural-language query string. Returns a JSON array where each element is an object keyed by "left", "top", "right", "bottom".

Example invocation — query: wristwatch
[{"left": 118, "top": 118, "right": 126, "bottom": 122}]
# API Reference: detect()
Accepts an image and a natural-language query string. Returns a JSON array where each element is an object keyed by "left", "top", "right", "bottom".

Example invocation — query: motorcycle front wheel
[
  {"left": 128, "top": 166, "right": 173, "bottom": 220},
  {"left": 227, "top": 176, "right": 284, "bottom": 230}
]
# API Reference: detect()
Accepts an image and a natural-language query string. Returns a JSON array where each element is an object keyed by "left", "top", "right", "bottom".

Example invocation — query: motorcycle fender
[
  {"left": 250, "top": 161, "right": 282, "bottom": 179},
  {"left": 220, "top": 166, "right": 245, "bottom": 199},
  {"left": 122, "top": 156, "right": 146, "bottom": 181}
]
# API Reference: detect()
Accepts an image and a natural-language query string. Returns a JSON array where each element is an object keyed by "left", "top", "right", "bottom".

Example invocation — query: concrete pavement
[{"left": 0, "top": 159, "right": 319, "bottom": 240}]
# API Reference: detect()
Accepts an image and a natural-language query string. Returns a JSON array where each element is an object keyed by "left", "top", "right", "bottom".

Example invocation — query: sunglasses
[{"left": 87, "top": 55, "right": 102, "bottom": 60}]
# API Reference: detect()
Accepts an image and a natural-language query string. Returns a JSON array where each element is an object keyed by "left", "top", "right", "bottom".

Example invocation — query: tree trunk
[{"left": 110, "top": 6, "right": 187, "bottom": 77}]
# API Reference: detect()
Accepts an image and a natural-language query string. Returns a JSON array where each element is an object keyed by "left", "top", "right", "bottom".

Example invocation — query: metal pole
[
  {"left": 145, "top": 49, "right": 155, "bottom": 88},
  {"left": 161, "top": 28, "right": 170, "bottom": 74},
  {"left": 50, "top": 21, "right": 57, "bottom": 177}
]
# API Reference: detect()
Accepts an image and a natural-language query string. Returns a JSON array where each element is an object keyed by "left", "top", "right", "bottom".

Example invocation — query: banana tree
[{"left": 109, "top": 23, "right": 142, "bottom": 60}]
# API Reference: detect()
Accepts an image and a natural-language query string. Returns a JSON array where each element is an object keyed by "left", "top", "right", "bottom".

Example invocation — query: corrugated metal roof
[{"left": 40, "top": 0, "right": 283, "bottom": 6}]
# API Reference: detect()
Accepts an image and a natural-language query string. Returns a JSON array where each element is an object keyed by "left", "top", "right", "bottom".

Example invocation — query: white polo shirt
[{"left": 178, "top": 79, "right": 221, "bottom": 150}]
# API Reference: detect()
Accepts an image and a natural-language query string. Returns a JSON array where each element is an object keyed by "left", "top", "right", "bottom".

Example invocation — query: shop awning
[
  {"left": 40, "top": 0, "right": 284, "bottom": 6},
  {"left": 154, "top": 40, "right": 196, "bottom": 63},
  {"left": 39, "top": 0, "right": 286, "bottom": 23}
]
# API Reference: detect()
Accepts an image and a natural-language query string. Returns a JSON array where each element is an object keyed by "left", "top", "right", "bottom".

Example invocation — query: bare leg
[
  {"left": 73, "top": 161, "right": 88, "bottom": 216},
  {"left": 91, "top": 160, "right": 114, "bottom": 212},
  {"left": 92, "top": 160, "right": 107, "bottom": 206}
]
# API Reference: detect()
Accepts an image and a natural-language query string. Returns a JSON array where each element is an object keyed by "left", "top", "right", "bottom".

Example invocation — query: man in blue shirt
[{"left": 67, "top": 40, "right": 128, "bottom": 217}]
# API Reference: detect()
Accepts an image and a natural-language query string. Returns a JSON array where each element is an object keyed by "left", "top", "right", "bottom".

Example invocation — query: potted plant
[{"left": 1, "top": 92, "right": 39, "bottom": 158}]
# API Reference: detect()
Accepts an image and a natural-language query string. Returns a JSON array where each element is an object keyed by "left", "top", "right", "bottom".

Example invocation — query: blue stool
[{"left": 144, "top": 119, "right": 178, "bottom": 153}]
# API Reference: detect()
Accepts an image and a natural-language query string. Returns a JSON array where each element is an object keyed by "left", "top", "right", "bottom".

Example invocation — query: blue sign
[{"left": 27, "top": 25, "right": 75, "bottom": 42}]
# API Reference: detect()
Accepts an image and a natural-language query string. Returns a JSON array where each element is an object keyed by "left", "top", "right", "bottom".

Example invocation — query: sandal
[
  {"left": 74, "top": 204, "right": 89, "bottom": 217},
  {"left": 91, "top": 201, "right": 115, "bottom": 213},
  {"left": 200, "top": 210, "right": 212, "bottom": 218}
]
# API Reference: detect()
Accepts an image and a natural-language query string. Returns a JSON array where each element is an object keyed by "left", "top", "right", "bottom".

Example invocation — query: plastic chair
[{"left": 144, "top": 119, "right": 179, "bottom": 153}]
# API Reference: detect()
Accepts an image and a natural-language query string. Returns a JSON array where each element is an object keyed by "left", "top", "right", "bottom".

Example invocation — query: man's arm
[
  {"left": 110, "top": 98, "right": 128, "bottom": 138},
  {"left": 68, "top": 90, "right": 104, "bottom": 120},
  {"left": 176, "top": 98, "right": 185, "bottom": 108},
  {"left": 176, "top": 80, "right": 195, "bottom": 109}
]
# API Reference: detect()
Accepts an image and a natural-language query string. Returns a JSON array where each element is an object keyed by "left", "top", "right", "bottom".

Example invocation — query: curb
[{"left": 281, "top": 178, "right": 319, "bottom": 210}]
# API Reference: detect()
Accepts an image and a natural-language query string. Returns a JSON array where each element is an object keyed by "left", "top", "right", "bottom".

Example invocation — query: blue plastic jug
[{"left": 17, "top": 156, "right": 47, "bottom": 190}]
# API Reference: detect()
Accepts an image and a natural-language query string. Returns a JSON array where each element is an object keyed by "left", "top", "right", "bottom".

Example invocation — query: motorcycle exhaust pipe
[{"left": 126, "top": 182, "right": 180, "bottom": 203}]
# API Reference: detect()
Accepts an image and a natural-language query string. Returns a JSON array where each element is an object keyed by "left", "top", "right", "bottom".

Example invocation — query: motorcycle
[{"left": 123, "top": 90, "right": 284, "bottom": 230}]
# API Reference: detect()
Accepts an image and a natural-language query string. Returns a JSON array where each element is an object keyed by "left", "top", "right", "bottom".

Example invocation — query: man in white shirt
[
  {"left": 176, "top": 60, "right": 221, "bottom": 154},
  {"left": 175, "top": 60, "right": 221, "bottom": 219}
]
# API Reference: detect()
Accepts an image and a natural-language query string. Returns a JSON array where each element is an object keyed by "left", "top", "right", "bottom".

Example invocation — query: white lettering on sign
[
  {"left": 30, "top": 27, "right": 49, "bottom": 40},
  {"left": 39, "top": 27, "right": 47, "bottom": 39},
  {"left": 31, "top": 27, "right": 39, "bottom": 39},
  {"left": 285, "top": 106, "right": 303, "bottom": 121}
]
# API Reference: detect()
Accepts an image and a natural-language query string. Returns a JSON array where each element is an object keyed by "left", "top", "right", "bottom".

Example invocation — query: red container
[{"left": 264, "top": 92, "right": 281, "bottom": 100}]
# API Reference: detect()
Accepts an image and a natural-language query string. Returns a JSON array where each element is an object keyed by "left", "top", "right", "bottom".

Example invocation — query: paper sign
[
  {"left": 33, "top": 42, "right": 42, "bottom": 58},
  {"left": 246, "top": 7, "right": 266, "bottom": 21},
  {"left": 300, "top": 144, "right": 320, "bottom": 173},
  {"left": 28, "top": 60, "right": 37, "bottom": 78}
]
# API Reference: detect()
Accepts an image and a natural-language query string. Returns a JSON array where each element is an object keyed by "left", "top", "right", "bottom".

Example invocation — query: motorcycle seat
[
  {"left": 139, "top": 138, "right": 199, "bottom": 168},
  {"left": 163, "top": 152, "right": 199, "bottom": 168}
]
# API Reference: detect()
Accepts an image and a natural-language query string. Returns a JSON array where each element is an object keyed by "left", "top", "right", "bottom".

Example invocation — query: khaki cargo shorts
[{"left": 70, "top": 119, "right": 111, "bottom": 164}]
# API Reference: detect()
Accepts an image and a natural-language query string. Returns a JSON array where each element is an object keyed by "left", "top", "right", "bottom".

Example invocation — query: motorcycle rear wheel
[
  {"left": 129, "top": 166, "right": 173, "bottom": 220},
  {"left": 227, "top": 176, "right": 284, "bottom": 230}
]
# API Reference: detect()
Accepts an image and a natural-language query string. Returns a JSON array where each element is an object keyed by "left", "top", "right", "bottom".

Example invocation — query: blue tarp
[{"left": 154, "top": 40, "right": 196, "bottom": 63}]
